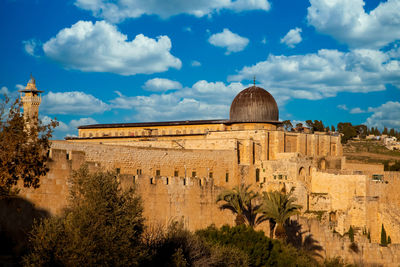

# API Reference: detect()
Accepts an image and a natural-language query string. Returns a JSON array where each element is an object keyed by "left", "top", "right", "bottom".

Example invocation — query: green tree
[
  {"left": 380, "top": 224, "right": 387, "bottom": 247},
  {"left": 306, "top": 120, "right": 325, "bottom": 132},
  {"left": 383, "top": 127, "right": 388, "bottom": 135},
  {"left": 282, "top": 120, "right": 293, "bottom": 132},
  {"left": 23, "top": 166, "right": 147, "bottom": 266},
  {"left": 331, "top": 125, "right": 335, "bottom": 132},
  {"left": 337, "top": 123, "right": 357, "bottom": 144},
  {"left": 260, "top": 189, "right": 302, "bottom": 240},
  {"left": 216, "top": 184, "right": 266, "bottom": 228},
  {"left": 0, "top": 96, "right": 57, "bottom": 196},
  {"left": 348, "top": 226, "right": 354, "bottom": 243}
]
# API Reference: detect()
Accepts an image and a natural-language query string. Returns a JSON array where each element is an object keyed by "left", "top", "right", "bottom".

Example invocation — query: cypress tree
[{"left": 380, "top": 224, "right": 387, "bottom": 246}]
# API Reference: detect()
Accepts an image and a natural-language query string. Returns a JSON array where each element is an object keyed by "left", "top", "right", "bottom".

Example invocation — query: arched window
[{"left": 299, "top": 167, "right": 306, "bottom": 182}]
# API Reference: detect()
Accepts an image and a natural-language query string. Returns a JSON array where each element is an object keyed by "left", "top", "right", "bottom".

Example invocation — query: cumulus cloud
[
  {"left": 228, "top": 48, "right": 400, "bottom": 102},
  {"left": 110, "top": 80, "right": 245, "bottom": 121},
  {"left": 337, "top": 104, "right": 348, "bottom": 110},
  {"left": 365, "top": 101, "right": 400, "bottom": 130},
  {"left": 22, "top": 39, "right": 41, "bottom": 57},
  {"left": 42, "top": 20, "right": 181, "bottom": 75},
  {"left": 143, "top": 78, "right": 182, "bottom": 92},
  {"left": 280, "top": 28, "right": 302, "bottom": 48},
  {"left": 75, "top": 0, "right": 270, "bottom": 23},
  {"left": 208, "top": 28, "right": 249, "bottom": 55},
  {"left": 41, "top": 91, "right": 109, "bottom": 115},
  {"left": 307, "top": 0, "right": 400, "bottom": 48}
]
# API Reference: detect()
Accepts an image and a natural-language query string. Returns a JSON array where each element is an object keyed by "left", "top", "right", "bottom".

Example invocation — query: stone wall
[{"left": 300, "top": 217, "right": 400, "bottom": 266}]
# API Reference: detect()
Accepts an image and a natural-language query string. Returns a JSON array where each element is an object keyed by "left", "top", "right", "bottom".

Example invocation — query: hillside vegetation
[{"left": 344, "top": 140, "right": 400, "bottom": 170}]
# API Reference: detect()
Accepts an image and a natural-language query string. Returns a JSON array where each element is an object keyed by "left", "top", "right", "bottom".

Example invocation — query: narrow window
[
  {"left": 209, "top": 172, "right": 213, "bottom": 179},
  {"left": 256, "top": 168, "right": 260, "bottom": 182},
  {"left": 166, "top": 177, "right": 169, "bottom": 185},
  {"left": 225, "top": 173, "right": 229, "bottom": 183},
  {"left": 192, "top": 171, "right": 196, "bottom": 178},
  {"left": 263, "top": 177, "right": 266, "bottom": 183},
  {"left": 150, "top": 178, "right": 153, "bottom": 184},
  {"left": 278, "top": 175, "right": 282, "bottom": 180},
  {"left": 174, "top": 170, "right": 179, "bottom": 177},
  {"left": 137, "top": 169, "right": 142, "bottom": 175},
  {"left": 116, "top": 168, "right": 121, "bottom": 175},
  {"left": 183, "top": 178, "right": 186, "bottom": 186},
  {"left": 156, "top": 170, "right": 161, "bottom": 177}
]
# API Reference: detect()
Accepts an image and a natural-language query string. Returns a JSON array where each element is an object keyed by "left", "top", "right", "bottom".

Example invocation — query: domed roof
[{"left": 229, "top": 86, "right": 279, "bottom": 122}]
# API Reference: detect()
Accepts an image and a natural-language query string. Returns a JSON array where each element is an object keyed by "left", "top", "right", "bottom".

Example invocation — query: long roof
[{"left": 77, "top": 119, "right": 281, "bottom": 129}]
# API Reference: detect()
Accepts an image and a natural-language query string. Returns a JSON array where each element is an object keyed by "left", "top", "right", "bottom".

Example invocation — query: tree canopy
[{"left": 0, "top": 96, "right": 57, "bottom": 196}]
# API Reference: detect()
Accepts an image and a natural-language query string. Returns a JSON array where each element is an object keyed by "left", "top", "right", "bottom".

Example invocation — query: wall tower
[{"left": 19, "top": 74, "right": 43, "bottom": 125}]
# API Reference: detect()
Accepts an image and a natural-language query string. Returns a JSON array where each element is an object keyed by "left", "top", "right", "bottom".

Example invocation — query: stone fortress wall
[
  {"left": 16, "top": 78, "right": 400, "bottom": 265},
  {"left": 18, "top": 140, "right": 400, "bottom": 265}
]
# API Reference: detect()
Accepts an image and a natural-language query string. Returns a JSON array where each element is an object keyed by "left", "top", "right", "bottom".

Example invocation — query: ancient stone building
[
  {"left": 18, "top": 75, "right": 43, "bottom": 125},
  {"left": 17, "top": 77, "right": 400, "bottom": 266}
]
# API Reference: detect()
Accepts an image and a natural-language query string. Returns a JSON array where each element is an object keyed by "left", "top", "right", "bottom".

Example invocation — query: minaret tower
[{"left": 19, "top": 74, "right": 43, "bottom": 125}]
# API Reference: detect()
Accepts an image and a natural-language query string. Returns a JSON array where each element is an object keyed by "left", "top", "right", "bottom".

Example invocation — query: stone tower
[{"left": 19, "top": 74, "right": 43, "bottom": 125}]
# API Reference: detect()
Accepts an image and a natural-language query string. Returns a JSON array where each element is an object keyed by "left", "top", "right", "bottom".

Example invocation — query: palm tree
[
  {"left": 216, "top": 184, "right": 266, "bottom": 228},
  {"left": 260, "top": 188, "right": 302, "bottom": 240}
]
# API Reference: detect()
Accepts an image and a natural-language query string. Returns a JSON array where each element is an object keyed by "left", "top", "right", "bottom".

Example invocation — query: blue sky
[{"left": 1, "top": 0, "right": 400, "bottom": 138}]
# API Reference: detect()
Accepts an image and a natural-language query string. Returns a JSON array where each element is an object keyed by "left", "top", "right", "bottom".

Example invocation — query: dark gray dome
[{"left": 229, "top": 86, "right": 279, "bottom": 122}]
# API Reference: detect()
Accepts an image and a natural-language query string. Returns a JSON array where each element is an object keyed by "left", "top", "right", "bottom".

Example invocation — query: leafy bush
[
  {"left": 143, "top": 221, "right": 248, "bottom": 267},
  {"left": 196, "top": 225, "right": 318, "bottom": 267},
  {"left": 23, "top": 166, "right": 147, "bottom": 266}
]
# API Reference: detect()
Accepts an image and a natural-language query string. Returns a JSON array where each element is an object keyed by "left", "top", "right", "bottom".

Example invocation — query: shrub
[
  {"left": 144, "top": 221, "right": 248, "bottom": 267},
  {"left": 196, "top": 225, "right": 318, "bottom": 267}
]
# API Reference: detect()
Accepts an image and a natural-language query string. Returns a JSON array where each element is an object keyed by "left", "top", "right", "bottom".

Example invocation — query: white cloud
[
  {"left": 41, "top": 116, "right": 98, "bottom": 139},
  {"left": 208, "top": 28, "right": 249, "bottom": 55},
  {"left": 41, "top": 91, "right": 109, "bottom": 115},
  {"left": 191, "top": 60, "right": 201, "bottom": 67},
  {"left": 337, "top": 104, "right": 348, "bottom": 110},
  {"left": 15, "top": 84, "right": 25, "bottom": 91},
  {"left": 349, "top": 107, "right": 366, "bottom": 114},
  {"left": 229, "top": 48, "right": 400, "bottom": 103},
  {"left": 110, "top": 80, "right": 245, "bottom": 121},
  {"left": 143, "top": 78, "right": 182, "bottom": 92},
  {"left": 0, "top": 86, "right": 9, "bottom": 95},
  {"left": 22, "top": 39, "right": 41, "bottom": 57},
  {"left": 42, "top": 20, "right": 181, "bottom": 75},
  {"left": 365, "top": 101, "right": 400, "bottom": 130},
  {"left": 69, "top": 117, "right": 98, "bottom": 128},
  {"left": 307, "top": 0, "right": 400, "bottom": 49},
  {"left": 280, "top": 28, "right": 302, "bottom": 48},
  {"left": 74, "top": 0, "right": 270, "bottom": 23}
]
